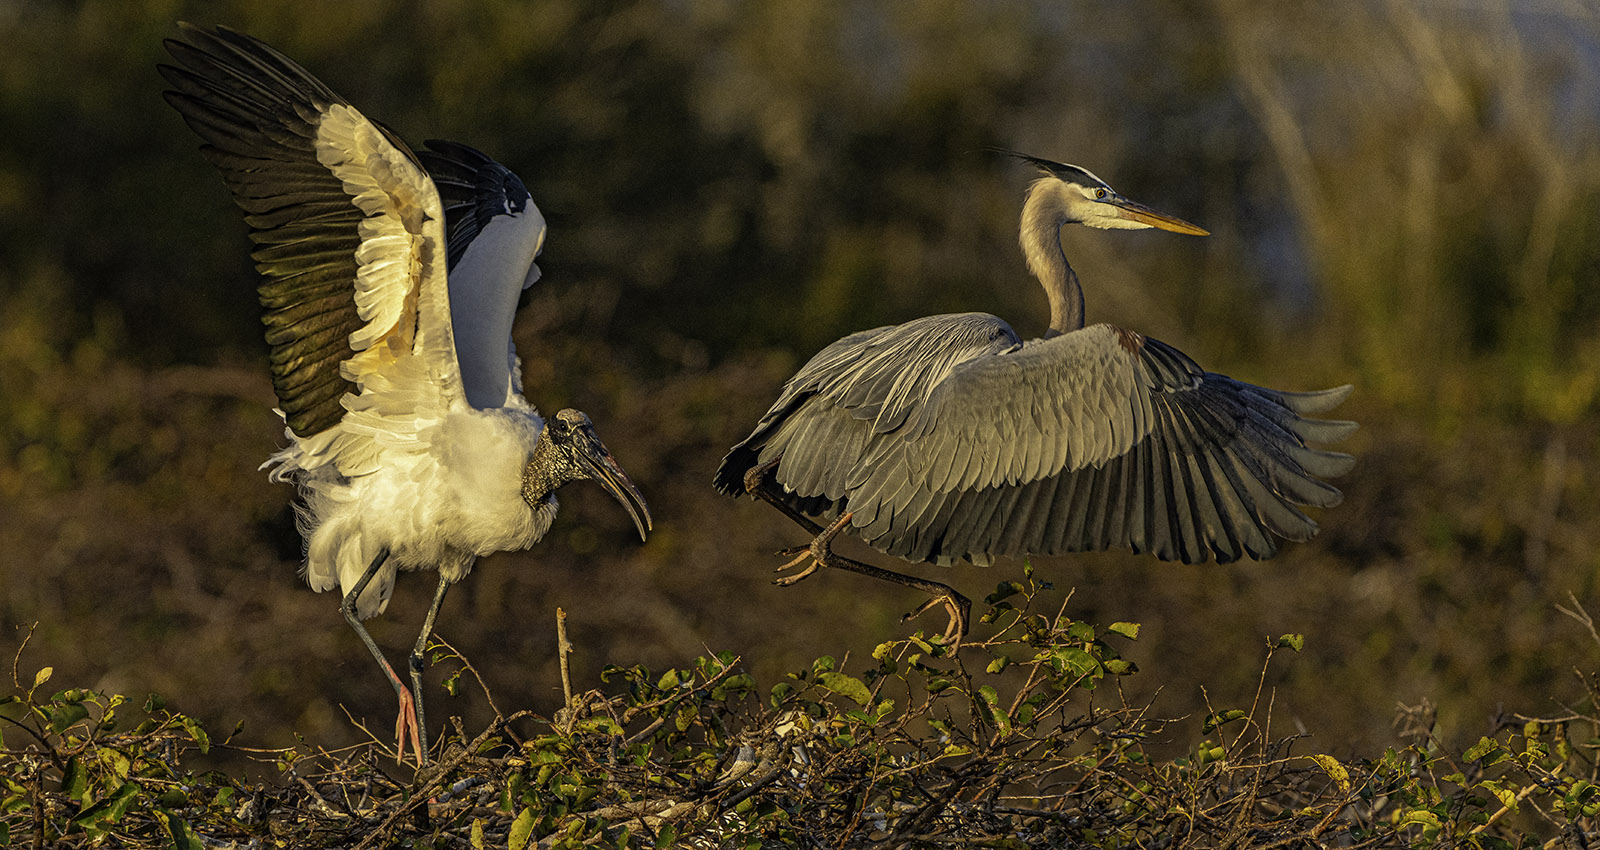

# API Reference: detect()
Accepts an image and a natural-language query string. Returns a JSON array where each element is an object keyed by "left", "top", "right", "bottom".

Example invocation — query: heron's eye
[{"left": 1094, "top": 188, "right": 1108, "bottom": 200}]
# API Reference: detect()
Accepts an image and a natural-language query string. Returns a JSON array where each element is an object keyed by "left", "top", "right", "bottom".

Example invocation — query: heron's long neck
[{"left": 1020, "top": 183, "right": 1084, "bottom": 336}]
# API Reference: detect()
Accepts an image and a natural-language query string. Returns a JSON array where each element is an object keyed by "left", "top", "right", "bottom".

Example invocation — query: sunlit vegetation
[
  {"left": 3, "top": 0, "right": 1600, "bottom": 844},
  {"left": 5, "top": 582, "right": 1600, "bottom": 846}
]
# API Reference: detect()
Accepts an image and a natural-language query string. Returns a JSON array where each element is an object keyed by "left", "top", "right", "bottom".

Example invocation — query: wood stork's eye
[{"left": 1095, "top": 188, "right": 1108, "bottom": 199}]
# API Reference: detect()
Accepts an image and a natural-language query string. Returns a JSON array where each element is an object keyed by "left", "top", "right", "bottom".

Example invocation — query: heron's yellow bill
[{"left": 1111, "top": 198, "right": 1210, "bottom": 236}]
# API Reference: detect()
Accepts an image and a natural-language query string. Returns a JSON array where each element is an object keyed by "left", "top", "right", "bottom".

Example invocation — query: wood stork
[
  {"left": 161, "top": 24, "right": 652, "bottom": 766},
  {"left": 715, "top": 152, "right": 1354, "bottom": 646}
]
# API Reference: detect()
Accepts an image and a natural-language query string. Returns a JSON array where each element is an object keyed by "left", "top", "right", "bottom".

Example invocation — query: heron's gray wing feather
[
  {"left": 843, "top": 325, "right": 1354, "bottom": 564},
  {"left": 712, "top": 313, "right": 1022, "bottom": 500}
]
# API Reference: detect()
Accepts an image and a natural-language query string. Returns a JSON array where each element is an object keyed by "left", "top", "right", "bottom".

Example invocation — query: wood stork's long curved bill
[
  {"left": 571, "top": 420, "right": 653, "bottom": 541},
  {"left": 160, "top": 23, "right": 652, "bottom": 768}
]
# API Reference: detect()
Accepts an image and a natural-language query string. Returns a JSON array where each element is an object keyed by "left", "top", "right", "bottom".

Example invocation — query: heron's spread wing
[
  {"left": 713, "top": 313, "right": 1022, "bottom": 504},
  {"left": 721, "top": 319, "right": 1355, "bottom": 566},
  {"left": 161, "top": 24, "right": 460, "bottom": 460}
]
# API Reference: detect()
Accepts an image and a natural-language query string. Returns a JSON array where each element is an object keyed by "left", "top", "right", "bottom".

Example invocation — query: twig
[
  {"left": 618, "top": 656, "right": 743, "bottom": 724},
  {"left": 11, "top": 622, "right": 36, "bottom": 691},
  {"left": 1470, "top": 782, "right": 1539, "bottom": 835},
  {"left": 431, "top": 634, "right": 505, "bottom": 720},
  {"left": 352, "top": 709, "right": 534, "bottom": 850},
  {"left": 1557, "top": 593, "right": 1600, "bottom": 653},
  {"left": 558, "top": 608, "right": 574, "bottom": 731}
]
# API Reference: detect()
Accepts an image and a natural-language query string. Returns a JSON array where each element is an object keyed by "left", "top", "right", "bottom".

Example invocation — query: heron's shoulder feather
[{"left": 711, "top": 313, "right": 1019, "bottom": 496}]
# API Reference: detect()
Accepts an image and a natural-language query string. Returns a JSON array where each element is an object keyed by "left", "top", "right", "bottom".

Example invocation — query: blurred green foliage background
[{"left": 3, "top": 0, "right": 1600, "bottom": 765}]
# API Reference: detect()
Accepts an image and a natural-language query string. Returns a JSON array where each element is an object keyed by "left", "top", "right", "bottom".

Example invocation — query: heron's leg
[
  {"left": 758, "top": 496, "right": 972, "bottom": 647},
  {"left": 744, "top": 460, "right": 826, "bottom": 541},
  {"left": 407, "top": 575, "right": 451, "bottom": 767},
  {"left": 339, "top": 547, "right": 424, "bottom": 767}
]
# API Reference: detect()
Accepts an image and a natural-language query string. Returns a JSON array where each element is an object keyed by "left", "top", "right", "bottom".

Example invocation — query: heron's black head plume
[{"left": 989, "top": 148, "right": 1113, "bottom": 193}]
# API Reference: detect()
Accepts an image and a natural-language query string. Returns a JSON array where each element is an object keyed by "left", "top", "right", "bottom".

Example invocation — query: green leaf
[
  {"left": 1276, "top": 634, "right": 1305, "bottom": 652},
  {"left": 181, "top": 717, "right": 210, "bottom": 754},
  {"left": 60, "top": 757, "right": 87, "bottom": 802},
  {"left": 71, "top": 781, "right": 140, "bottom": 831},
  {"left": 32, "top": 667, "right": 51, "bottom": 690},
  {"left": 816, "top": 672, "right": 872, "bottom": 707},
  {"left": 1108, "top": 622, "right": 1141, "bottom": 640},
  {"left": 507, "top": 806, "right": 536, "bottom": 850},
  {"left": 470, "top": 818, "right": 485, "bottom": 849},
  {"left": 1397, "top": 809, "right": 1442, "bottom": 830},
  {"left": 47, "top": 702, "right": 89, "bottom": 734},
  {"left": 657, "top": 669, "right": 681, "bottom": 690},
  {"left": 1054, "top": 647, "right": 1103, "bottom": 678},
  {"left": 1306, "top": 754, "right": 1351, "bottom": 794},
  {"left": 1066, "top": 621, "right": 1096, "bottom": 642},
  {"left": 1203, "top": 710, "right": 1247, "bottom": 733},
  {"left": 157, "top": 810, "right": 204, "bottom": 850},
  {"left": 1464, "top": 736, "right": 1499, "bottom": 763},
  {"left": 985, "top": 656, "right": 1010, "bottom": 674},
  {"left": 985, "top": 581, "right": 1024, "bottom": 604}
]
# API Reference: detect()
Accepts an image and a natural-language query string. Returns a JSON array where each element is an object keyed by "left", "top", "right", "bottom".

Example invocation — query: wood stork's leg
[
  {"left": 743, "top": 461, "right": 972, "bottom": 647},
  {"left": 407, "top": 575, "right": 451, "bottom": 767},
  {"left": 340, "top": 547, "right": 424, "bottom": 767}
]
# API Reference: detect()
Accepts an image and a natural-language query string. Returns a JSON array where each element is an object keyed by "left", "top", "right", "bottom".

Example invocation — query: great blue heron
[
  {"left": 161, "top": 24, "right": 652, "bottom": 766},
  {"left": 715, "top": 152, "right": 1354, "bottom": 644}
]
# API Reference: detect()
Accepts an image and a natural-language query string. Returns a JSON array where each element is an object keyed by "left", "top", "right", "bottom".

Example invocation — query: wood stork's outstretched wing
[
  {"left": 717, "top": 314, "right": 1355, "bottom": 566},
  {"left": 160, "top": 23, "right": 458, "bottom": 445}
]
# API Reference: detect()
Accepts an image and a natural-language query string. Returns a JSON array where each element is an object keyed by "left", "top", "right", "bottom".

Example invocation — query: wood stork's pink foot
[{"left": 394, "top": 685, "right": 423, "bottom": 767}]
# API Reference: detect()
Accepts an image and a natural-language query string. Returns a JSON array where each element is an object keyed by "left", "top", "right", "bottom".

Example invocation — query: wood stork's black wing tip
[{"left": 422, "top": 139, "right": 495, "bottom": 164}]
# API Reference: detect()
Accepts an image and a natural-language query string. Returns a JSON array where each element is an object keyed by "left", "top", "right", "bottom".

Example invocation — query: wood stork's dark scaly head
[
  {"left": 522, "top": 409, "right": 652, "bottom": 541},
  {"left": 1005, "top": 151, "right": 1210, "bottom": 236}
]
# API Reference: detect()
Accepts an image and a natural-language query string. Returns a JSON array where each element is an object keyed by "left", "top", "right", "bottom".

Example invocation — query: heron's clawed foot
[
  {"left": 393, "top": 687, "right": 425, "bottom": 767},
  {"left": 772, "top": 512, "right": 854, "bottom": 588},
  {"left": 902, "top": 588, "right": 972, "bottom": 651},
  {"left": 773, "top": 549, "right": 823, "bottom": 586}
]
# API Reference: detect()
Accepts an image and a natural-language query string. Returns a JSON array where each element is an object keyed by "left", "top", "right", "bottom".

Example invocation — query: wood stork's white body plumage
[{"left": 161, "top": 24, "right": 650, "bottom": 766}]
